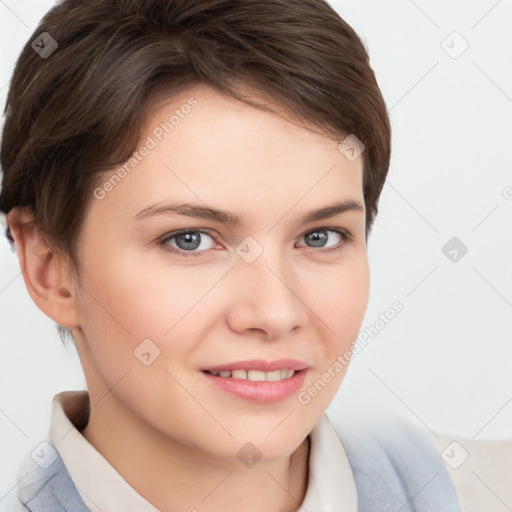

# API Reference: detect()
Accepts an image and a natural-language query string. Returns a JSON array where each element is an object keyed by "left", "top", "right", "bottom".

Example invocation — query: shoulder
[
  {"left": 14, "top": 441, "right": 88, "bottom": 512},
  {"left": 329, "top": 410, "right": 461, "bottom": 511},
  {"left": 329, "top": 409, "right": 512, "bottom": 512}
]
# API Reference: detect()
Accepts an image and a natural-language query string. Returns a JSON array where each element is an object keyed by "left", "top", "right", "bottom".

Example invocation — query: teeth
[
  {"left": 231, "top": 369, "right": 247, "bottom": 380},
  {"left": 265, "top": 370, "right": 281, "bottom": 382},
  {"left": 248, "top": 370, "right": 265, "bottom": 381},
  {"left": 208, "top": 369, "right": 297, "bottom": 381}
]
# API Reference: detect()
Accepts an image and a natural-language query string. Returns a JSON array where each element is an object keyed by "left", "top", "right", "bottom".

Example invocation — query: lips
[
  {"left": 200, "top": 359, "right": 310, "bottom": 403},
  {"left": 201, "top": 365, "right": 309, "bottom": 404}
]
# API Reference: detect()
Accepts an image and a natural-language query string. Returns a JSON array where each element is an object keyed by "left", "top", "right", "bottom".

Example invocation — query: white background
[{"left": 1, "top": 0, "right": 511, "bottom": 506}]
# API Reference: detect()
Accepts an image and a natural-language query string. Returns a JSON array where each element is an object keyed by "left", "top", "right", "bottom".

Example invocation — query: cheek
[
  {"left": 74, "top": 249, "right": 222, "bottom": 377},
  {"left": 315, "top": 260, "right": 370, "bottom": 346},
  {"left": 299, "top": 260, "right": 369, "bottom": 406}
]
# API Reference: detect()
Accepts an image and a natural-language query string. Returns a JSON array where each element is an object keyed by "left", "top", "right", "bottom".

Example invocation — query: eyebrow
[{"left": 131, "top": 199, "right": 364, "bottom": 226}]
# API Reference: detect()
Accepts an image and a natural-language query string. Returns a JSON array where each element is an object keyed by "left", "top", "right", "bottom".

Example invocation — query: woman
[{"left": 1, "top": 1, "right": 509, "bottom": 511}]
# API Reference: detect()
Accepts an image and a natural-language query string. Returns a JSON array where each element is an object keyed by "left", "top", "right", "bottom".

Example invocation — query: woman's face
[{"left": 72, "top": 85, "right": 370, "bottom": 462}]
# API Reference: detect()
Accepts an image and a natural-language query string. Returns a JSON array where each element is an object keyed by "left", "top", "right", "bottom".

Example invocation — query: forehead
[{"left": 90, "top": 85, "right": 364, "bottom": 225}]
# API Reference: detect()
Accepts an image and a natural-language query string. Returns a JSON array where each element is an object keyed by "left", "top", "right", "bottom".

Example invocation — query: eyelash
[{"left": 157, "top": 227, "right": 354, "bottom": 258}]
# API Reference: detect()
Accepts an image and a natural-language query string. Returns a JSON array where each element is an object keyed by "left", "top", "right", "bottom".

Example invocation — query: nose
[{"left": 225, "top": 240, "right": 310, "bottom": 340}]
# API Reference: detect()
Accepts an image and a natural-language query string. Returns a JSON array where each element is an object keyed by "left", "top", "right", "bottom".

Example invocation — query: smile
[
  {"left": 201, "top": 368, "right": 308, "bottom": 404},
  {"left": 203, "top": 369, "right": 296, "bottom": 381}
]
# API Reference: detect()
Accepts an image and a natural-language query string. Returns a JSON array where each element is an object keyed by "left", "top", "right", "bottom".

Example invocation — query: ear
[{"left": 7, "top": 207, "right": 80, "bottom": 328}]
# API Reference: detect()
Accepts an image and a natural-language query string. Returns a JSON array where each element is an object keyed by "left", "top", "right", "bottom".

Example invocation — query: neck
[{"left": 81, "top": 391, "right": 310, "bottom": 512}]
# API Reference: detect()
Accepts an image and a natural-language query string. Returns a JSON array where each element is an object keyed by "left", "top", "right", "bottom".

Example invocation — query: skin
[{"left": 9, "top": 85, "right": 370, "bottom": 512}]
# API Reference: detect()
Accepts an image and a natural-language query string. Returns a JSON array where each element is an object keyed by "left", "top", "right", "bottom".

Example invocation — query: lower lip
[{"left": 201, "top": 369, "right": 308, "bottom": 404}]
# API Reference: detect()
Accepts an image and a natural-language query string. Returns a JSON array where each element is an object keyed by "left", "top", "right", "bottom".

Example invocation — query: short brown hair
[{"left": 1, "top": 0, "right": 391, "bottom": 274}]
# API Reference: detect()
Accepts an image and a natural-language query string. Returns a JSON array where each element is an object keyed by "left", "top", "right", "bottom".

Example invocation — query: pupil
[
  {"left": 308, "top": 231, "right": 326, "bottom": 247},
  {"left": 178, "top": 232, "right": 200, "bottom": 250}
]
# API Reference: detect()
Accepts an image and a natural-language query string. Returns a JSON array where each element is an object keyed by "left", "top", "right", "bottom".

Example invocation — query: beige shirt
[{"left": 46, "top": 391, "right": 511, "bottom": 512}]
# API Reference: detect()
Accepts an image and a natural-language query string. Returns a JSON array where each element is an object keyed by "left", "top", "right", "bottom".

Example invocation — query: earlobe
[{"left": 7, "top": 207, "right": 80, "bottom": 328}]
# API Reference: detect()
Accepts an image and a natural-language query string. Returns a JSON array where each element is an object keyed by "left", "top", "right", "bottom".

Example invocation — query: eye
[
  {"left": 157, "top": 227, "right": 353, "bottom": 257},
  {"left": 296, "top": 228, "right": 352, "bottom": 253},
  {"left": 158, "top": 229, "right": 217, "bottom": 256}
]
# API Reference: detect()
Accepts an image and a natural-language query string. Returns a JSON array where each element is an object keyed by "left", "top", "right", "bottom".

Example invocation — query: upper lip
[{"left": 202, "top": 359, "right": 309, "bottom": 373}]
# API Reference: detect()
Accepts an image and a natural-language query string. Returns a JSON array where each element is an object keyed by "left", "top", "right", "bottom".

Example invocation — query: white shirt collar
[{"left": 50, "top": 390, "right": 358, "bottom": 512}]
